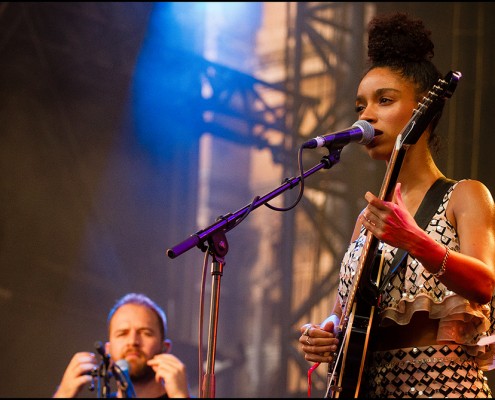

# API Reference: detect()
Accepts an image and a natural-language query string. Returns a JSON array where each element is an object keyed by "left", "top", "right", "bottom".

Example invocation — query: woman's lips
[
  {"left": 367, "top": 129, "right": 383, "bottom": 147},
  {"left": 373, "top": 129, "right": 384, "bottom": 138}
]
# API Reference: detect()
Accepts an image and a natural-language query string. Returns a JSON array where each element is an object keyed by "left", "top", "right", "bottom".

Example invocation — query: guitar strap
[{"left": 377, "top": 176, "right": 457, "bottom": 296}]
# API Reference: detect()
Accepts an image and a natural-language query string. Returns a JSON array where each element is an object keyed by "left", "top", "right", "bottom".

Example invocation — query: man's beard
[{"left": 127, "top": 358, "right": 156, "bottom": 383}]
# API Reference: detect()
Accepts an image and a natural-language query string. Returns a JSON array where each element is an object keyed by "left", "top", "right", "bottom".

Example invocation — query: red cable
[{"left": 307, "top": 362, "right": 320, "bottom": 397}]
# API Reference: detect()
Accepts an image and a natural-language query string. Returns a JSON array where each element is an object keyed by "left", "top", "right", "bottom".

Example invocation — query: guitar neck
[
  {"left": 378, "top": 136, "right": 407, "bottom": 202},
  {"left": 341, "top": 138, "right": 406, "bottom": 321}
]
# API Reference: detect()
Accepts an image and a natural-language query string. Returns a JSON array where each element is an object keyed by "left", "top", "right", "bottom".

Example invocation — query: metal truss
[
  {"left": 196, "top": 57, "right": 320, "bottom": 165},
  {"left": 173, "top": 3, "right": 378, "bottom": 397},
  {"left": 194, "top": 3, "right": 380, "bottom": 397},
  {"left": 279, "top": 3, "right": 377, "bottom": 396}
]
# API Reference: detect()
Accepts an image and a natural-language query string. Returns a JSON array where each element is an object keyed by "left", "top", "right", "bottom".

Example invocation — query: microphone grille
[
  {"left": 115, "top": 359, "right": 130, "bottom": 372},
  {"left": 352, "top": 120, "right": 375, "bottom": 144}
]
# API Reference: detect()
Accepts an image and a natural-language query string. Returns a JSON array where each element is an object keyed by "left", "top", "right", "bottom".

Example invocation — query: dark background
[{"left": 0, "top": 2, "right": 494, "bottom": 398}]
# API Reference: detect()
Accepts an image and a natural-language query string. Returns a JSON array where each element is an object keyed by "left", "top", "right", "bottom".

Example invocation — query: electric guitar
[{"left": 325, "top": 70, "right": 462, "bottom": 398}]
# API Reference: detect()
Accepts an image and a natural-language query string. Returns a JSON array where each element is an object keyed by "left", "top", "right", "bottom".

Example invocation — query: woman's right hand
[{"left": 299, "top": 317, "right": 340, "bottom": 364}]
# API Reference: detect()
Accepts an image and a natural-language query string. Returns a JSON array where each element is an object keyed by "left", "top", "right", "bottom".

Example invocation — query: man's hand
[
  {"left": 53, "top": 352, "right": 98, "bottom": 398},
  {"left": 147, "top": 353, "right": 190, "bottom": 398}
]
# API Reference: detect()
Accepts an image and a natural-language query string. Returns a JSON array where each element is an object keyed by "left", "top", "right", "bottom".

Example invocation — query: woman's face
[{"left": 355, "top": 67, "right": 420, "bottom": 161}]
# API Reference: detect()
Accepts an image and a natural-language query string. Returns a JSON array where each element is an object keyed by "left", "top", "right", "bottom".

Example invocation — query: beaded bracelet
[{"left": 433, "top": 245, "right": 450, "bottom": 278}]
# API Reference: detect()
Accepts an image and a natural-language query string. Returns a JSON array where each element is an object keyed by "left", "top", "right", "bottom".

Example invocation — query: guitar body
[
  {"left": 326, "top": 248, "right": 383, "bottom": 399},
  {"left": 329, "top": 301, "right": 375, "bottom": 398},
  {"left": 325, "top": 71, "right": 461, "bottom": 398}
]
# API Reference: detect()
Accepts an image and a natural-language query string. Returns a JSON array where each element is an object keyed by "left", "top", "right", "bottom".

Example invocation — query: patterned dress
[{"left": 337, "top": 180, "right": 494, "bottom": 397}]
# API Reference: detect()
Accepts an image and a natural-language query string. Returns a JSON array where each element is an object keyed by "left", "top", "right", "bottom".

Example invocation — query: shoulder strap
[
  {"left": 377, "top": 177, "right": 457, "bottom": 295},
  {"left": 413, "top": 176, "right": 457, "bottom": 229}
]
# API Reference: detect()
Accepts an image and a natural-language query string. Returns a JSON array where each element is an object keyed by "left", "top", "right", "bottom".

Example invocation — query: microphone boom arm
[
  {"left": 167, "top": 145, "right": 344, "bottom": 398},
  {"left": 166, "top": 149, "right": 342, "bottom": 259}
]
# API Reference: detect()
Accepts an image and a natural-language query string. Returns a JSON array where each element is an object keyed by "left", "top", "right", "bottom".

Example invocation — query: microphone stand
[
  {"left": 201, "top": 229, "right": 228, "bottom": 398},
  {"left": 167, "top": 148, "right": 343, "bottom": 398},
  {"left": 94, "top": 341, "right": 111, "bottom": 398}
]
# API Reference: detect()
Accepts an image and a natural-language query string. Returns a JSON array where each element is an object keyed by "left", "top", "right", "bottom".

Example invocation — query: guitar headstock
[
  {"left": 440, "top": 70, "right": 462, "bottom": 99},
  {"left": 402, "top": 70, "right": 462, "bottom": 145}
]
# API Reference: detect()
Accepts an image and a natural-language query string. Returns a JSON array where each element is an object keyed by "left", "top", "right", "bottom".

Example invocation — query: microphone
[
  {"left": 113, "top": 359, "right": 136, "bottom": 398},
  {"left": 94, "top": 341, "right": 110, "bottom": 361},
  {"left": 302, "top": 120, "right": 375, "bottom": 149}
]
